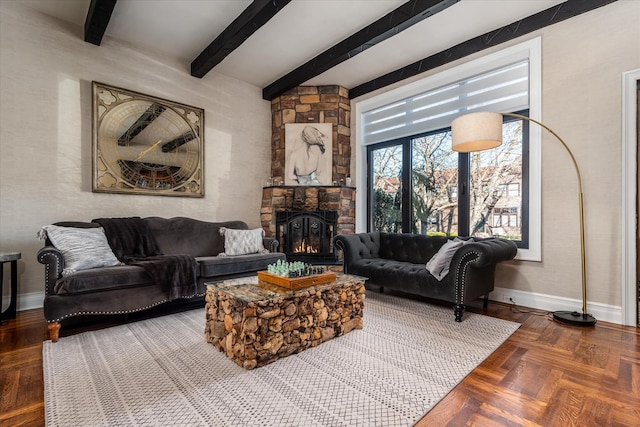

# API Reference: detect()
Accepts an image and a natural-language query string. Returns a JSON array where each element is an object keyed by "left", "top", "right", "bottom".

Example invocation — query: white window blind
[{"left": 362, "top": 60, "right": 529, "bottom": 145}]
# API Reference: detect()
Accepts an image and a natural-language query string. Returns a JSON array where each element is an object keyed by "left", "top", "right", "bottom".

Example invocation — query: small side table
[{"left": 0, "top": 252, "right": 21, "bottom": 323}]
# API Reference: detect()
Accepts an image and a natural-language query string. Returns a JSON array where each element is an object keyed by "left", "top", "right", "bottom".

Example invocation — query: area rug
[{"left": 43, "top": 292, "right": 520, "bottom": 426}]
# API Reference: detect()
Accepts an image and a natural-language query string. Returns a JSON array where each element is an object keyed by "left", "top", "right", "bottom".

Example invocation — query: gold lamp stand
[{"left": 451, "top": 111, "right": 596, "bottom": 326}]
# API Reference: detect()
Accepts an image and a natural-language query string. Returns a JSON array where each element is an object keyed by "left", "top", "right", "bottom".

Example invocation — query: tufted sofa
[
  {"left": 334, "top": 232, "right": 517, "bottom": 322},
  {"left": 38, "top": 217, "right": 285, "bottom": 341}
]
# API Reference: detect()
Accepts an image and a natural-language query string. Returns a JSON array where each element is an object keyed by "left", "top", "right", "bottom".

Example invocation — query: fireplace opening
[{"left": 276, "top": 210, "right": 338, "bottom": 264}]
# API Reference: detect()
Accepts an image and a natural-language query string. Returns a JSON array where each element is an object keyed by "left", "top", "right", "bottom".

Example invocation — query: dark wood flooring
[{"left": 1, "top": 299, "right": 638, "bottom": 427}]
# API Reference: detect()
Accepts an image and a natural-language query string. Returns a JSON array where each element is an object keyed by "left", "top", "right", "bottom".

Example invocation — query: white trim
[
  {"left": 354, "top": 38, "right": 542, "bottom": 261},
  {"left": 17, "top": 291, "right": 44, "bottom": 311},
  {"left": 525, "top": 38, "right": 542, "bottom": 263},
  {"left": 491, "top": 286, "right": 621, "bottom": 325},
  {"left": 621, "top": 69, "right": 639, "bottom": 326}
]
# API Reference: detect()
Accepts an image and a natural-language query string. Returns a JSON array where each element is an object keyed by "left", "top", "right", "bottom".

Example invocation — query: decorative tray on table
[
  {"left": 257, "top": 271, "right": 337, "bottom": 290},
  {"left": 257, "top": 261, "right": 336, "bottom": 290}
]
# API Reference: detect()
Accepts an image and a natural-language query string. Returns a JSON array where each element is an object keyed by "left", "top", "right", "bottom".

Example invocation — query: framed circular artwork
[{"left": 92, "top": 82, "right": 204, "bottom": 197}]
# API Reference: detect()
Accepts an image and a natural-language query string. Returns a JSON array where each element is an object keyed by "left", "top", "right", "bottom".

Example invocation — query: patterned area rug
[{"left": 43, "top": 292, "right": 520, "bottom": 426}]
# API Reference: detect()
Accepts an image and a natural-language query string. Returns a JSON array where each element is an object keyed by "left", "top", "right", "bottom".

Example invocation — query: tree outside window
[
  {"left": 371, "top": 144, "right": 403, "bottom": 233},
  {"left": 469, "top": 120, "right": 523, "bottom": 239}
]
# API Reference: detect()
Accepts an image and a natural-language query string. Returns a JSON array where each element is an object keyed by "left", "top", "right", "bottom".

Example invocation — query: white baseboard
[
  {"left": 491, "top": 287, "right": 622, "bottom": 324},
  {"left": 15, "top": 292, "right": 44, "bottom": 312}
]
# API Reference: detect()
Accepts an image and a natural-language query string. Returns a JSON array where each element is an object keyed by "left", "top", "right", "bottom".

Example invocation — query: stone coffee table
[{"left": 205, "top": 273, "right": 366, "bottom": 369}]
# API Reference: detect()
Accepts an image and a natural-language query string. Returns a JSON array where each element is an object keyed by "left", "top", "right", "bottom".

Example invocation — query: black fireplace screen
[{"left": 276, "top": 210, "right": 338, "bottom": 263}]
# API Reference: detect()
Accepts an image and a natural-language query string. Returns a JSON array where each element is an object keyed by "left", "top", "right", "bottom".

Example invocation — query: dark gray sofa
[
  {"left": 37, "top": 217, "right": 285, "bottom": 341},
  {"left": 334, "top": 232, "right": 517, "bottom": 322}
]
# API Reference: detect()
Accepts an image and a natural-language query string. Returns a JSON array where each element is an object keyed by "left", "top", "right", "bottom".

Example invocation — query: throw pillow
[
  {"left": 426, "top": 239, "right": 465, "bottom": 281},
  {"left": 219, "top": 227, "right": 267, "bottom": 256},
  {"left": 39, "top": 225, "right": 122, "bottom": 276}
]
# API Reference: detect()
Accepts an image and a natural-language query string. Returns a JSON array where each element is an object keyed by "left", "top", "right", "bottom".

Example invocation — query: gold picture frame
[{"left": 92, "top": 82, "right": 204, "bottom": 197}]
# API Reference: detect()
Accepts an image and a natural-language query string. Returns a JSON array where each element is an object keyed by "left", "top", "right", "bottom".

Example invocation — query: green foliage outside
[{"left": 426, "top": 231, "right": 458, "bottom": 237}]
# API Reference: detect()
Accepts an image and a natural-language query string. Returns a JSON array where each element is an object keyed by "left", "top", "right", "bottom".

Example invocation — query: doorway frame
[{"left": 622, "top": 68, "right": 640, "bottom": 326}]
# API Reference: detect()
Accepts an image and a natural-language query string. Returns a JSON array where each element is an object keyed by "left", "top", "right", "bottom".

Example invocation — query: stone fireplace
[
  {"left": 261, "top": 85, "right": 355, "bottom": 263},
  {"left": 261, "top": 185, "right": 354, "bottom": 263}
]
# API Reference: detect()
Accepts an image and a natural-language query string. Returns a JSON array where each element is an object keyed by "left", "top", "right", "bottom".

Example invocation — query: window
[
  {"left": 356, "top": 38, "right": 541, "bottom": 260},
  {"left": 370, "top": 142, "right": 404, "bottom": 233},
  {"left": 495, "top": 183, "right": 520, "bottom": 197},
  {"left": 493, "top": 207, "right": 519, "bottom": 228},
  {"left": 368, "top": 112, "right": 528, "bottom": 243},
  {"left": 449, "top": 185, "right": 458, "bottom": 199}
]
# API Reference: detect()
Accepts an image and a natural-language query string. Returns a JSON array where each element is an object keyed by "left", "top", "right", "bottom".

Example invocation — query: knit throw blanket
[{"left": 92, "top": 217, "right": 197, "bottom": 300}]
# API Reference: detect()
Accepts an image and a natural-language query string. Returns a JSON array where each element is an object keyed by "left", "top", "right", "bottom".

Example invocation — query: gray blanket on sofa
[{"left": 92, "top": 217, "right": 197, "bottom": 301}]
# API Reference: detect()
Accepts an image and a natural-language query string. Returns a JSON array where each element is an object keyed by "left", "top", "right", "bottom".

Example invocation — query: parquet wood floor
[{"left": 1, "top": 300, "right": 638, "bottom": 427}]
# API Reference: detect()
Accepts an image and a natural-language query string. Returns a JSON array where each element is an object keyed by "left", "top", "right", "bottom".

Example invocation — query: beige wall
[
  {"left": 0, "top": 2, "right": 272, "bottom": 300},
  {"left": 531, "top": 0, "right": 638, "bottom": 308},
  {"left": 352, "top": 1, "right": 640, "bottom": 310}
]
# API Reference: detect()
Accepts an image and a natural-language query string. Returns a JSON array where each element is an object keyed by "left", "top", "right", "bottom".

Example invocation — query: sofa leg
[
  {"left": 379, "top": 286, "right": 384, "bottom": 293},
  {"left": 48, "top": 322, "right": 60, "bottom": 342},
  {"left": 483, "top": 295, "right": 489, "bottom": 309},
  {"left": 454, "top": 304, "right": 464, "bottom": 322}
]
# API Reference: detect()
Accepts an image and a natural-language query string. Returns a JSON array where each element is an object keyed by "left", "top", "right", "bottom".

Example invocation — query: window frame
[
  {"left": 366, "top": 138, "right": 406, "bottom": 233},
  {"left": 355, "top": 38, "right": 542, "bottom": 261},
  {"left": 366, "top": 111, "right": 529, "bottom": 248}
]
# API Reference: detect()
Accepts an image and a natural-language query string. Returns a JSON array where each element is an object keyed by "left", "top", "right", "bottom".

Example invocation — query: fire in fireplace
[{"left": 276, "top": 210, "right": 338, "bottom": 263}]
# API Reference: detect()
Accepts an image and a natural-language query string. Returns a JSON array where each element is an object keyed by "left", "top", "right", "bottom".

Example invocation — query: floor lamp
[{"left": 451, "top": 111, "right": 596, "bottom": 326}]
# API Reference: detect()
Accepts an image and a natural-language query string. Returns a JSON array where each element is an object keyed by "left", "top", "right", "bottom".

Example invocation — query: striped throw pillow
[{"left": 40, "top": 225, "right": 122, "bottom": 276}]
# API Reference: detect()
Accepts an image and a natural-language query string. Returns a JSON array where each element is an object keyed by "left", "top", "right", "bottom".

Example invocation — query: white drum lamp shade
[{"left": 451, "top": 111, "right": 503, "bottom": 153}]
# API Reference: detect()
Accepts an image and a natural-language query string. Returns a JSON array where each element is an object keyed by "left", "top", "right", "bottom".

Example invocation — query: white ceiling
[{"left": 25, "top": 0, "right": 565, "bottom": 91}]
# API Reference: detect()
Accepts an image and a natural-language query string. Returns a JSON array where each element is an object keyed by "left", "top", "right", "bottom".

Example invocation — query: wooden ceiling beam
[
  {"left": 84, "top": 0, "right": 117, "bottom": 46},
  {"left": 191, "top": 0, "right": 292, "bottom": 79},
  {"left": 349, "top": 0, "right": 618, "bottom": 99},
  {"left": 262, "top": 0, "right": 459, "bottom": 101}
]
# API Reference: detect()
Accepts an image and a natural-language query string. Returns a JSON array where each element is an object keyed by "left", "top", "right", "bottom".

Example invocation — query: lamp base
[{"left": 552, "top": 310, "right": 596, "bottom": 326}]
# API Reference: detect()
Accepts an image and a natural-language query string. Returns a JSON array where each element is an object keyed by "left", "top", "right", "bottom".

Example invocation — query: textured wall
[
  {"left": 0, "top": 2, "right": 271, "bottom": 301},
  {"left": 351, "top": 1, "right": 640, "bottom": 309}
]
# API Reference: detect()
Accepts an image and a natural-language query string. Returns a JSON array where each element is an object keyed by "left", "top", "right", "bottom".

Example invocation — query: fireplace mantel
[{"left": 260, "top": 185, "right": 355, "bottom": 240}]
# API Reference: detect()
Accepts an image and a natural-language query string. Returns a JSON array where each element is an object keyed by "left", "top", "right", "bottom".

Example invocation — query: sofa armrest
[
  {"left": 450, "top": 238, "right": 517, "bottom": 306},
  {"left": 263, "top": 237, "right": 279, "bottom": 253},
  {"left": 37, "top": 246, "right": 64, "bottom": 296},
  {"left": 452, "top": 238, "right": 518, "bottom": 269},
  {"left": 334, "top": 233, "right": 380, "bottom": 274}
]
